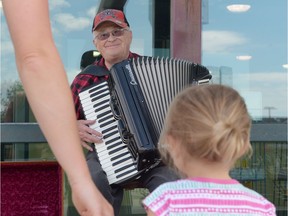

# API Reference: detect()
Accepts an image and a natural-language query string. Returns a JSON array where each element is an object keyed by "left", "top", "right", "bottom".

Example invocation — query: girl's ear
[
  {"left": 166, "top": 134, "right": 182, "bottom": 157},
  {"left": 166, "top": 134, "right": 178, "bottom": 148},
  {"left": 165, "top": 134, "right": 172, "bottom": 150},
  {"left": 166, "top": 134, "right": 187, "bottom": 173}
]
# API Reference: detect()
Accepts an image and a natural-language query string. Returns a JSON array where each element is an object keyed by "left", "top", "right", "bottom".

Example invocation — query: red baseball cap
[{"left": 92, "top": 9, "right": 129, "bottom": 31}]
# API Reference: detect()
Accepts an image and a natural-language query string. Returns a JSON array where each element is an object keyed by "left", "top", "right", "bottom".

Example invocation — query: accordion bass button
[
  {"left": 110, "top": 100, "right": 121, "bottom": 120},
  {"left": 117, "top": 119, "right": 129, "bottom": 144}
]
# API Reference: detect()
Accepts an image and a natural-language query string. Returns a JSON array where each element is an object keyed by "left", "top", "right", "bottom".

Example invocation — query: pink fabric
[
  {"left": 143, "top": 178, "right": 276, "bottom": 216},
  {"left": 1, "top": 162, "right": 63, "bottom": 216}
]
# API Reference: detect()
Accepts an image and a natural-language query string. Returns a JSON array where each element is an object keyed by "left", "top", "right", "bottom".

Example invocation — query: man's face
[{"left": 93, "top": 22, "right": 132, "bottom": 66}]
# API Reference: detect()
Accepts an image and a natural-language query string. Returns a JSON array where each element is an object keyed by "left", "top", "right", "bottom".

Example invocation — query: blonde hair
[{"left": 159, "top": 84, "right": 252, "bottom": 168}]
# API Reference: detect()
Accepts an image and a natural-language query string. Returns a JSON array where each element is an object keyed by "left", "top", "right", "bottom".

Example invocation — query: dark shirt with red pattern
[{"left": 71, "top": 52, "right": 140, "bottom": 120}]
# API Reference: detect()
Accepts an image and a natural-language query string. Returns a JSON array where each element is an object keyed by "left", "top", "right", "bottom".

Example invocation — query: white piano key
[
  {"left": 107, "top": 168, "right": 138, "bottom": 184},
  {"left": 95, "top": 134, "right": 121, "bottom": 152},
  {"left": 80, "top": 90, "right": 110, "bottom": 105},
  {"left": 98, "top": 146, "right": 128, "bottom": 162},
  {"left": 79, "top": 82, "right": 108, "bottom": 98},
  {"left": 86, "top": 109, "right": 111, "bottom": 120},
  {"left": 81, "top": 92, "right": 110, "bottom": 103},
  {"left": 84, "top": 104, "right": 111, "bottom": 116},
  {"left": 85, "top": 113, "right": 97, "bottom": 121},
  {"left": 81, "top": 94, "right": 110, "bottom": 107},
  {"left": 91, "top": 120, "right": 117, "bottom": 132},
  {"left": 93, "top": 142, "right": 108, "bottom": 151},
  {"left": 104, "top": 159, "right": 134, "bottom": 176},
  {"left": 94, "top": 139, "right": 123, "bottom": 154},
  {"left": 100, "top": 152, "right": 130, "bottom": 166},
  {"left": 98, "top": 146, "right": 128, "bottom": 161},
  {"left": 79, "top": 83, "right": 108, "bottom": 96},
  {"left": 100, "top": 155, "right": 132, "bottom": 171},
  {"left": 98, "top": 146, "right": 128, "bottom": 158}
]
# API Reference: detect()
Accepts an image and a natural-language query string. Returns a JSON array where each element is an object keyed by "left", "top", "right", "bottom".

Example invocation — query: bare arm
[
  {"left": 2, "top": 0, "right": 113, "bottom": 215},
  {"left": 146, "top": 208, "right": 156, "bottom": 216}
]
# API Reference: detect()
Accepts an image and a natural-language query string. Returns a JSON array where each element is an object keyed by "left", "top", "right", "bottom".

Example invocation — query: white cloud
[
  {"left": 234, "top": 71, "right": 287, "bottom": 91},
  {"left": 202, "top": 30, "right": 248, "bottom": 54},
  {"left": 49, "top": 0, "right": 70, "bottom": 10},
  {"left": 87, "top": 7, "right": 98, "bottom": 19},
  {"left": 54, "top": 13, "right": 90, "bottom": 32},
  {"left": 248, "top": 72, "right": 287, "bottom": 99},
  {"left": 249, "top": 71, "right": 287, "bottom": 83},
  {"left": 236, "top": 71, "right": 287, "bottom": 117}
]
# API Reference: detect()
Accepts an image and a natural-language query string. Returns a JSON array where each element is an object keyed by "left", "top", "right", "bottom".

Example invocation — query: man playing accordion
[{"left": 70, "top": 9, "right": 179, "bottom": 216}]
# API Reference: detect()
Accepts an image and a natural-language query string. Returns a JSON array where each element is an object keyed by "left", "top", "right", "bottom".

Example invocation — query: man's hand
[{"left": 77, "top": 119, "right": 103, "bottom": 151}]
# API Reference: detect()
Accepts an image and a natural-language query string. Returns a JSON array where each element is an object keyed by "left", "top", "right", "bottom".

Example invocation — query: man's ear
[
  {"left": 93, "top": 40, "right": 100, "bottom": 51},
  {"left": 92, "top": 33, "right": 98, "bottom": 47},
  {"left": 94, "top": 42, "right": 99, "bottom": 50},
  {"left": 128, "top": 31, "right": 133, "bottom": 44}
]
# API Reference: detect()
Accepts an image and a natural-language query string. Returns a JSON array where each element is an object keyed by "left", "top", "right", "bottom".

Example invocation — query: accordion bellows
[{"left": 111, "top": 56, "right": 211, "bottom": 136}]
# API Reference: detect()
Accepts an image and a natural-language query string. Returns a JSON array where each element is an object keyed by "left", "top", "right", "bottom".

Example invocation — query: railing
[{"left": 1, "top": 122, "right": 287, "bottom": 215}]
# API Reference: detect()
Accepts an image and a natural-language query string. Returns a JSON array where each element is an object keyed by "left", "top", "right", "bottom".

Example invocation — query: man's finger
[{"left": 81, "top": 141, "right": 93, "bottom": 151}]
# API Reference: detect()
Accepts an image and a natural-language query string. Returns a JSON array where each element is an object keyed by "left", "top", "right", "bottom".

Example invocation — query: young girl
[{"left": 143, "top": 84, "right": 276, "bottom": 216}]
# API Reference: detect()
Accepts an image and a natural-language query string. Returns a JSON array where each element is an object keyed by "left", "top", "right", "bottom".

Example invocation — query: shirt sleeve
[{"left": 142, "top": 183, "right": 171, "bottom": 216}]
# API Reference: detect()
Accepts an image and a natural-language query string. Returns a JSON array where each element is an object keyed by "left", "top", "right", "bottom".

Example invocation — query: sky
[
  {"left": 0, "top": 0, "right": 287, "bottom": 118},
  {"left": 201, "top": 0, "right": 287, "bottom": 118}
]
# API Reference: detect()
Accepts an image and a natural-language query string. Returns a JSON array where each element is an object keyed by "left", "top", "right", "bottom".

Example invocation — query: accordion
[{"left": 79, "top": 56, "right": 211, "bottom": 185}]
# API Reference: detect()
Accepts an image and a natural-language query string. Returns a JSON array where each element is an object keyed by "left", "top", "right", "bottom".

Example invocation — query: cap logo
[
  {"left": 92, "top": 9, "right": 128, "bottom": 31},
  {"left": 99, "top": 9, "right": 118, "bottom": 21}
]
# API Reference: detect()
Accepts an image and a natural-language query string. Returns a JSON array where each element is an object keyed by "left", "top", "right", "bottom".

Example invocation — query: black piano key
[
  {"left": 106, "top": 136, "right": 121, "bottom": 145},
  {"left": 98, "top": 114, "right": 114, "bottom": 123},
  {"left": 110, "top": 151, "right": 130, "bottom": 161},
  {"left": 89, "top": 86, "right": 108, "bottom": 97},
  {"left": 102, "top": 125, "right": 117, "bottom": 134},
  {"left": 100, "top": 119, "right": 115, "bottom": 128},
  {"left": 112, "top": 156, "right": 133, "bottom": 167},
  {"left": 116, "top": 168, "right": 136, "bottom": 179},
  {"left": 88, "top": 83, "right": 107, "bottom": 94},
  {"left": 97, "top": 110, "right": 112, "bottom": 119},
  {"left": 94, "top": 98, "right": 110, "bottom": 108},
  {"left": 103, "top": 130, "right": 119, "bottom": 139},
  {"left": 91, "top": 92, "right": 110, "bottom": 102},
  {"left": 109, "top": 145, "right": 127, "bottom": 155},
  {"left": 95, "top": 103, "right": 110, "bottom": 113},
  {"left": 115, "top": 163, "right": 135, "bottom": 174},
  {"left": 107, "top": 141, "right": 122, "bottom": 150},
  {"left": 97, "top": 113, "right": 114, "bottom": 125},
  {"left": 90, "top": 86, "right": 108, "bottom": 97}
]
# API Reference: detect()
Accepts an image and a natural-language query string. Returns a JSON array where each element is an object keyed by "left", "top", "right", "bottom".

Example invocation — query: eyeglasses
[{"left": 94, "top": 28, "right": 130, "bottom": 41}]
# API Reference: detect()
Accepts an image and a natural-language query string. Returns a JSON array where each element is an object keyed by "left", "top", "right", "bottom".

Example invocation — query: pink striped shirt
[{"left": 142, "top": 178, "right": 276, "bottom": 216}]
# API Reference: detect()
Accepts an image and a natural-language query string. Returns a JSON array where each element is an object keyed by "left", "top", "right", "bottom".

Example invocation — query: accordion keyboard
[{"left": 79, "top": 81, "right": 139, "bottom": 185}]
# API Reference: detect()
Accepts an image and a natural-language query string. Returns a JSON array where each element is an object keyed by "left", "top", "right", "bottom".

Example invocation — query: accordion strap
[{"left": 78, "top": 64, "right": 110, "bottom": 77}]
